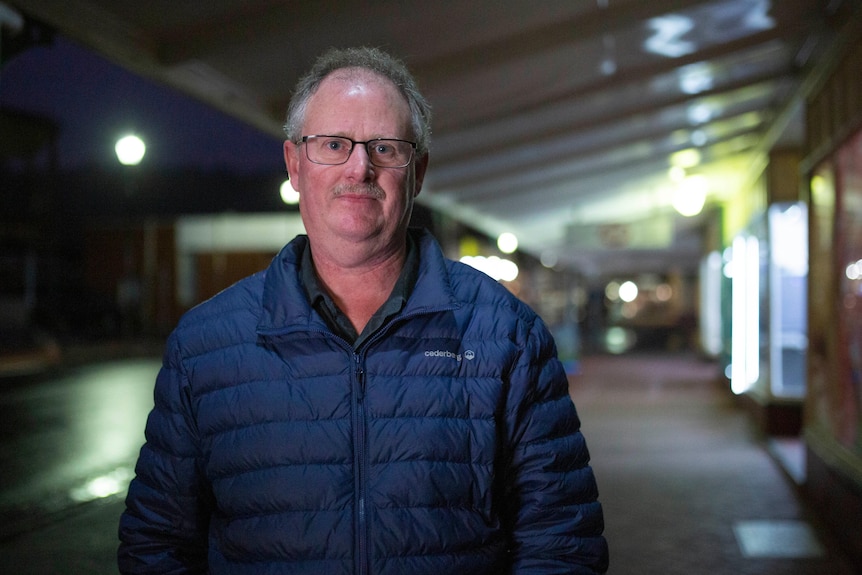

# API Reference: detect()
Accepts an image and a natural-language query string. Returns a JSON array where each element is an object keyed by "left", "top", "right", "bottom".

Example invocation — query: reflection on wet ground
[{"left": 0, "top": 357, "right": 159, "bottom": 540}]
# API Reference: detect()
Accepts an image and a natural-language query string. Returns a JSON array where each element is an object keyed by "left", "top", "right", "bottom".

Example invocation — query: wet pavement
[
  {"left": 0, "top": 496, "right": 126, "bottom": 574},
  {"left": 0, "top": 346, "right": 160, "bottom": 574},
  {"left": 0, "top": 348, "right": 856, "bottom": 574}
]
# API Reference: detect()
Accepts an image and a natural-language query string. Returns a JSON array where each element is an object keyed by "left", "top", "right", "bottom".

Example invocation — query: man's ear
[
  {"left": 284, "top": 140, "right": 300, "bottom": 190},
  {"left": 413, "top": 152, "right": 430, "bottom": 197}
]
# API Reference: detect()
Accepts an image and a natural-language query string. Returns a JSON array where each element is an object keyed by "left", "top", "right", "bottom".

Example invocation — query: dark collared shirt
[{"left": 300, "top": 234, "right": 418, "bottom": 348}]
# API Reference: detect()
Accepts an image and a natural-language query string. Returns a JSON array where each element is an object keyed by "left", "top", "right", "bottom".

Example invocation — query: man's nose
[{"left": 344, "top": 143, "right": 374, "bottom": 176}]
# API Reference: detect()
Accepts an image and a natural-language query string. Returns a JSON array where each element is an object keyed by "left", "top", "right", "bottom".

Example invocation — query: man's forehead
[
  {"left": 318, "top": 68, "right": 398, "bottom": 96},
  {"left": 304, "top": 70, "right": 411, "bottom": 130}
]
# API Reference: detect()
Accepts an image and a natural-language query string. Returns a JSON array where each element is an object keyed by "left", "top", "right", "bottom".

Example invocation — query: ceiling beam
[
  {"left": 433, "top": 23, "right": 807, "bottom": 132},
  {"left": 431, "top": 91, "right": 777, "bottom": 192},
  {"left": 432, "top": 68, "right": 793, "bottom": 167}
]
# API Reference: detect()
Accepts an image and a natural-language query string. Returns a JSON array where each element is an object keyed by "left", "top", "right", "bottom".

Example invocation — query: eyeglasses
[{"left": 300, "top": 135, "right": 416, "bottom": 168}]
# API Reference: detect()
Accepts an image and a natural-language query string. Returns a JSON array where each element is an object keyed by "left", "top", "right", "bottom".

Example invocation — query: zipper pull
[
  {"left": 355, "top": 354, "right": 366, "bottom": 401},
  {"left": 357, "top": 367, "right": 366, "bottom": 401}
]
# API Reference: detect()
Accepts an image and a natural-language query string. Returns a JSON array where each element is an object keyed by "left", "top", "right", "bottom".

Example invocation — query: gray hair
[{"left": 283, "top": 46, "right": 432, "bottom": 156}]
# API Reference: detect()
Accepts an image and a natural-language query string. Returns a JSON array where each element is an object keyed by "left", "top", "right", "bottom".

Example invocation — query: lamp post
[
  {"left": 114, "top": 134, "right": 146, "bottom": 337},
  {"left": 115, "top": 133, "right": 146, "bottom": 200}
]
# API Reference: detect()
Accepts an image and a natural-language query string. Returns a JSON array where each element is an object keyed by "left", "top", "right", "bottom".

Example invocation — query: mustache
[{"left": 333, "top": 183, "right": 385, "bottom": 199}]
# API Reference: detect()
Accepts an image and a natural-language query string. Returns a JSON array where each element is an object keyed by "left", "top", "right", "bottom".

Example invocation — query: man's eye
[
  {"left": 373, "top": 143, "right": 392, "bottom": 155},
  {"left": 325, "top": 140, "right": 345, "bottom": 151}
]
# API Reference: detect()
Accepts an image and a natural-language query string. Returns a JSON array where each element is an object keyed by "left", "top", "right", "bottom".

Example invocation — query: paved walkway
[
  {"left": 0, "top": 351, "right": 855, "bottom": 574},
  {"left": 570, "top": 353, "right": 855, "bottom": 575}
]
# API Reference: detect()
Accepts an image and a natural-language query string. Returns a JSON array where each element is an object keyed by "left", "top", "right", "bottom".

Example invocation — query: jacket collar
[{"left": 256, "top": 228, "right": 459, "bottom": 335}]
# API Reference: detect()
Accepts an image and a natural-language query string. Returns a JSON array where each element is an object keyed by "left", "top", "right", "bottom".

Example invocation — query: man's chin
[{"left": 331, "top": 222, "right": 384, "bottom": 244}]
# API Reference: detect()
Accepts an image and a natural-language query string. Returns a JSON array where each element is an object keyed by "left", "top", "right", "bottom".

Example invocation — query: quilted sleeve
[
  {"left": 504, "top": 316, "right": 609, "bottom": 574},
  {"left": 118, "top": 332, "right": 211, "bottom": 574}
]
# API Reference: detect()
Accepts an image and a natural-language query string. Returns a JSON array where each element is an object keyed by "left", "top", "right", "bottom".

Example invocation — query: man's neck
[{"left": 310, "top": 238, "right": 407, "bottom": 334}]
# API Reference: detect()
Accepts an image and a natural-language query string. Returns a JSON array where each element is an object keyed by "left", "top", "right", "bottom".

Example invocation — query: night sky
[{"left": 1, "top": 34, "right": 284, "bottom": 174}]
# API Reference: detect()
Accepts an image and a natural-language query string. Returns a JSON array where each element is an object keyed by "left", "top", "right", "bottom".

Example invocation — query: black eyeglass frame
[{"left": 300, "top": 135, "right": 417, "bottom": 168}]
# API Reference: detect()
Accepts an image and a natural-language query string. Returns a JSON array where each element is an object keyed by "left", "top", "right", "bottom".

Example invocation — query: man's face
[{"left": 284, "top": 71, "right": 428, "bottom": 256}]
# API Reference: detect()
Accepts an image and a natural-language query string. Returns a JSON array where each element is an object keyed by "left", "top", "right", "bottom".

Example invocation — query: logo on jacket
[{"left": 424, "top": 349, "right": 475, "bottom": 362}]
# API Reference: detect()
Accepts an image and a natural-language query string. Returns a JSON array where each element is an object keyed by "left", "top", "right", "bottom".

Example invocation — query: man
[{"left": 119, "top": 46, "right": 608, "bottom": 574}]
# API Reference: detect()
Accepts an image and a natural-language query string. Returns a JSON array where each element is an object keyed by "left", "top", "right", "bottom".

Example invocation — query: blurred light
[
  {"left": 540, "top": 251, "right": 558, "bottom": 268},
  {"left": 810, "top": 174, "right": 825, "bottom": 196},
  {"left": 70, "top": 466, "right": 133, "bottom": 503},
  {"left": 600, "top": 33, "right": 617, "bottom": 75},
  {"left": 730, "top": 235, "right": 760, "bottom": 394},
  {"left": 673, "top": 174, "right": 708, "bottom": 217},
  {"left": 771, "top": 203, "right": 807, "bottom": 276},
  {"left": 605, "top": 281, "right": 621, "bottom": 301},
  {"left": 459, "top": 235, "right": 480, "bottom": 258},
  {"left": 687, "top": 102, "right": 714, "bottom": 125},
  {"left": 498, "top": 259, "right": 519, "bottom": 282},
  {"left": 670, "top": 148, "right": 701, "bottom": 169},
  {"left": 655, "top": 283, "right": 673, "bottom": 302},
  {"left": 668, "top": 166, "right": 686, "bottom": 182},
  {"left": 620, "top": 302, "right": 638, "bottom": 319},
  {"left": 845, "top": 260, "right": 862, "bottom": 280},
  {"left": 699, "top": 252, "right": 723, "bottom": 357},
  {"left": 619, "top": 280, "right": 638, "bottom": 303},
  {"left": 115, "top": 134, "right": 146, "bottom": 166},
  {"left": 645, "top": 15, "right": 695, "bottom": 57},
  {"left": 460, "top": 255, "right": 519, "bottom": 282},
  {"left": 497, "top": 232, "right": 519, "bottom": 254},
  {"left": 605, "top": 326, "right": 636, "bottom": 354},
  {"left": 722, "top": 245, "right": 735, "bottom": 278},
  {"left": 280, "top": 179, "right": 299, "bottom": 204},
  {"left": 678, "top": 62, "right": 714, "bottom": 94},
  {"left": 744, "top": 0, "right": 776, "bottom": 30},
  {"left": 690, "top": 129, "right": 708, "bottom": 147}
]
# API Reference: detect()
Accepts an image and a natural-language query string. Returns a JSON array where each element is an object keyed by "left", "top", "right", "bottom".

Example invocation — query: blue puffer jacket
[{"left": 119, "top": 229, "right": 608, "bottom": 574}]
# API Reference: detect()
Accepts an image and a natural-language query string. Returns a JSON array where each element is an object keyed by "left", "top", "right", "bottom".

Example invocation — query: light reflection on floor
[
  {"left": 69, "top": 466, "right": 135, "bottom": 503},
  {"left": 733, "top": 520, "right": 826, "bottom": 559}
]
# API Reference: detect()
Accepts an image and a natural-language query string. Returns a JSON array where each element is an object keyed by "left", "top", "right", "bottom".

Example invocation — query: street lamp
[
  {"left": 115, "top": 134, "right": 146, "bottom": 166},
  {"left": 280, "top": 179, "right": 299, "bottom": 205}
]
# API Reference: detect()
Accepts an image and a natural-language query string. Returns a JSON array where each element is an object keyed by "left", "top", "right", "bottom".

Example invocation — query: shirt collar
[{"left": 299, "top": 234, "right": 418, "bottom": 346}]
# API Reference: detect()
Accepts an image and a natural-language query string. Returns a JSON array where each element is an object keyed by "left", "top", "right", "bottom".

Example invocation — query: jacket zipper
[{"left": 354, "top": 351, "right": 368, "bottom": 575}]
